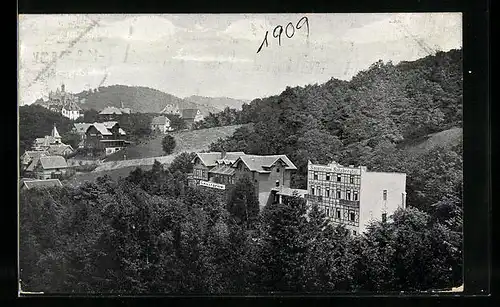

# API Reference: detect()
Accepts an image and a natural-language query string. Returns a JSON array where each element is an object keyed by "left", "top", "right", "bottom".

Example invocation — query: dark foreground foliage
[{"left": 20, "top": 159, "right": 462, "bottom": 294}]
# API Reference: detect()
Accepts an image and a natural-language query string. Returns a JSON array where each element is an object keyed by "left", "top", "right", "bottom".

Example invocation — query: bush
[{"left": 162, "top": 135, "right": 176, "bottom": 155}]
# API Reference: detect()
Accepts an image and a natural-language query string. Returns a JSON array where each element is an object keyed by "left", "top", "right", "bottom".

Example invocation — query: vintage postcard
[{"left": 18, "top": 13, "right": 463, "bottom": 295}]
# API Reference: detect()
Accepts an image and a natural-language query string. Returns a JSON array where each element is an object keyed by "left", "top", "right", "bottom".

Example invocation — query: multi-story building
[
  {"left": 33, "top": 155, "right": 68, "bottom": 180},
  {"left": 84, "top": 121, "right": 129, "bottom": 157},
  {"left": 306, "top": 160, "right": 406, "bottom": 235},
  {"left": 32, "top": 124, "right": 74, "bottom": 158},
  {"left": 189, "top": 151, "right": 300, "bottom": 208}
]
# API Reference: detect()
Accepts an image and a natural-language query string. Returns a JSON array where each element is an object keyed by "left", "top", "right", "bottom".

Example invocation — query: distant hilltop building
[
  {"left": 151, "top": 115, "right": 174, "bottom": 134},
  {"left": 38, "top": 84, "right": 84, "bottom": 121},
  {"left": 99, "top": 101, "right": 131, "bottom": 121},
  {"left": 181, "top": 109, "right": 204, "bottom": 129},
  {"left": 305, "top": 160, "right": 407, "bottom": 235},
  {"left": 160, "top": 103, "right": 181, "bottom": 115},
  {"left": 189, "top": 151, "right": 304, "bottom": 208}
]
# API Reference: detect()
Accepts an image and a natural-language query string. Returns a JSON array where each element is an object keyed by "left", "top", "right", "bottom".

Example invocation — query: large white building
[{"left": 306, "top": 160, "right": 406, "bottom": 235}]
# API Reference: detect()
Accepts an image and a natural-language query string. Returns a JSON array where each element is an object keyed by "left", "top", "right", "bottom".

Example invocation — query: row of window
[
  {"left": 312, "top": 172, "right": 360, "bottom": 184},
  {"left": 323, "top": 206, "right": 358, "bottom": 223},
  {"left": 311, "top": 186, "right": 359, "bottom": 201},
  {"left": 193, "top": 169, "right": 207, "bottom": 179}
]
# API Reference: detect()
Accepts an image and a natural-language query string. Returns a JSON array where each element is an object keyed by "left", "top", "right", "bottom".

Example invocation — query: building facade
[
  {"left": 151, "top": 116, "right": 173, "bottom": 134},
  {"left": 161, "top": 103, "right": 181, "bottom": 115},
  {"left": 84, "top": 122, "right": 129, "bottom": 157},
  {"left": 189, "top": 152, "right": 298, "bottom": 208},
  {"left": 306, "top": 160, "right": 406, "bottom": 235},
  {"left": 33, "top": 156, "right": 68, "bottom": 180}
]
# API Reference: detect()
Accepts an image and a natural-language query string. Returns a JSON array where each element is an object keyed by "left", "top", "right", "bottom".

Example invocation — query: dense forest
[
  {"left": 19, "top": 49, "right": 463, "bottom": 293},
  {"left": 20, "top": 155, "right": 462, "bottom": 293},
  {"left": 202, "top": 49, "right": 463, "bottom": 213},
  {"left": 74, "top": 85, "right": 219, "bottom": 115}
]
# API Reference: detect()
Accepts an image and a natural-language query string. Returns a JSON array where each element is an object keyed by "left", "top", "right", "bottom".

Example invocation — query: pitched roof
[
  {"left": 21, "top": 179, "right": 63, "bottom": 190},
  {"left": 73, "top": 123, "right": 92, "bottom": 133},
  {"left": 193, "top": 152, "right": 246, "bottom": 167},
  {"left": 38, "top": 156, "right": 68, "bottom": 169},
  {"left": 151, "top": 116, "right": 170, "bottom": 125},
  {"left": 181, "top": 109, "right": 200, "bottom": 119},
  {"left": 51, "top": 125, "right": 61, "bottom": 139},
  {"left": 47, "top": 144, "right": 74, "bottom": 156},
  {"left": 99, "top": 106, "right": 122, "bottom": 115},
  {"left": 102, "top": 121, "right": 119, "bottom": 129},
  {"left": 209, "top": 164, "right": 236, "bottom": 176},
  {"left": 233, "top": 155, "right": 298, "bottom": 173},
  {"left": 89, "top": 123, "right": 112, "bottom": 135},
  {"left": 21, "top": 151, "right": 48, "bottom": 160}
]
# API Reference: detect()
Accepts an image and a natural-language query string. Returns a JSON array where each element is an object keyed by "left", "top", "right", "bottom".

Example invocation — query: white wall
[{"left": 358, "top": 171, "right": 406, "bottom": 234}]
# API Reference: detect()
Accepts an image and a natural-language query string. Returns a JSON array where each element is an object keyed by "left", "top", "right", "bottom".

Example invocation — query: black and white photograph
[{"left": 18, "top": 13, "right": 464, "bottom": 294}]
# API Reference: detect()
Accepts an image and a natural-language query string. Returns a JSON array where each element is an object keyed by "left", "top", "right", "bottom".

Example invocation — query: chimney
[{"left": 120, "top": 100, "right": 124, "bottom": 109}]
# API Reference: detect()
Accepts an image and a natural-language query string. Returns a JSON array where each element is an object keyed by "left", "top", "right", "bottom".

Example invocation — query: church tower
[{"left": 51, "top": 123, "right": 62, "bottom": 144}]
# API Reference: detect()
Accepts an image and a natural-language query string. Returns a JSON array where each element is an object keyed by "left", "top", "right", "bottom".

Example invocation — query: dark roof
[
  {"left": 151, "top": 116, "right": 170, "bottom": 125},
  {"left": 47, "top": 144, "right": 74, "bottom": 156},
  {"left": 193, "top": 152, "right": 246, "bottom": 167},
  {"left": 39, "top": 156, "right": 68, "bottom": 169},
  {"left": 233, "top": 155, "right": 298, "bottom": 173},
  {"left": 21, "top": 179, "right": 63, "bottom": 190},
  {"left": 21, "top": 151, "right": 48, "bottom": 160},
  {"left": 181, "top": 109, "right": 200, "bottom": 119},
  {"left": 209, "top": 164, "right": 236, "bottom": 176},
  {"left": 73, "top": 123, "right": 92, "bottom": 133}
]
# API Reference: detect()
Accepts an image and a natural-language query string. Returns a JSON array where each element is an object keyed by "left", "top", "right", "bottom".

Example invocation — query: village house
[
  {"left": 305, "top": 160, "right": 407, "bottom": 235},
  {"left": 98, "top": 102, "right": 131, "bottom": 121},
  {"left": 20, "top": 150, "right": 49, "bottom": 173},
  {"left": 84, "top": 121, "right": 129, "bottom": 157},
  {"left": 150, "top": 115, "right": 173, "bottom": 134},
  {"left": 20, "top": 178, "right": 63, "bottom": 190},
  {"left": 72, "top": 123, "right": 92, "bottom": 148},
  {"left": 33, "top": 155, "right": 68, "bottom": 180},
  {"left": 32, "top": 124, "right": 74, "bottom": 159},
  {"left": 160, "top": 103, "right": 181, "bottom": 115},
  {"left": 181, "top": 109, "right": 204, "bottom": 129},
  {"left": 189, "top": 151, "right": 301, "bottom": 208},
  {"left": 61, "top": 100, "right": 84, "bottom": 120}
]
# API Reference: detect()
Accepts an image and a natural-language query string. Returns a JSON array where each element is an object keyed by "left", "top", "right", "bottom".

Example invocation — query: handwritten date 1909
[{"left": 257, "top": 17, "right": 309, "bottom": 54}]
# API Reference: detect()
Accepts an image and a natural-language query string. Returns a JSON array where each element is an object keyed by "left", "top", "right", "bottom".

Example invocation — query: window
[
  {"left": 337, "top": 174, "right": 342, "bottom": 182},
  {"left": 276, "top": 167, "right": 280, "bottom": 173},
  {"left": 317, "top": 187, "right": 321, "bottom": 196},
  {"left": 326, "top": 173, "right": 330, "bottom": 181},
  {"left": 314, "top": 172, "right": 318, "bottom": 180},
  {"left": 350, "top": 175, "right": 354, "bottom": 184},
  {"left": 275, "top": 180, "right": 280, "bottom": 187},
  {"left": 383, "top": 190, "right": 388, "bottom": 201},
  {"left": 326, "top": 189, "right": 330, "bottom": 197},
  {"left": 336, "top": 189, "right": 341, "bottom": 199},
  {"left": 354, "top": 191, "right": 359, "bottom": 201},
  {"left": 382, "top": 213, "right": 387, "bottom": 223},
  {"left": 346, "top": 190, "right": 351, "bottom": 200},
  {"left": 349, "top": 212, "right": 355, "bottom": 222},
  {"left": 311, "top": 187, "right": 315, "bottom": 195},
  {"left": 353, "top": 230, "right": 357, "bottom": 236},
  {"left": 336, "top": 209, "right": 341, "bottom": 219},
  {"left": 326, "top": 208, "right": 330, "bottom": 217}
]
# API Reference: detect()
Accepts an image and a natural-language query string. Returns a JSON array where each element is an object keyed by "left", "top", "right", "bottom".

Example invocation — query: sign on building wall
[
  {"left": 200, "top": 180, "right": 226, "bottom": 190},
  {"left": 308, "top": 164, "right": 361, "bottom": 175}
]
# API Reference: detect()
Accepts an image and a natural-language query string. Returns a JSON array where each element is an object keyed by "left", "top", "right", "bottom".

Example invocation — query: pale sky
[{"left": 18, "top": 13, "right": 462, "bottom": 105}]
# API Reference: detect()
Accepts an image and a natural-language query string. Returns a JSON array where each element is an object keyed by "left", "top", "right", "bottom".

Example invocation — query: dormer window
[
  {"left": 276, "top": 167, "right": 280, "bottom": 173},
  {"left": 275, "top": 180, "right": 280, "bottom": 187}
]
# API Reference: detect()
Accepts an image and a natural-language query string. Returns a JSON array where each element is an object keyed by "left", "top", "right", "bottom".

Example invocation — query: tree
[
  {"left": 161, "top": 135, "right": 176, "bottom": 155},
  {"left": 226, "top": 175, "right": 259, "bottom": 228},
  {"left": 168, "top": 152, "right": 197, "bottom": 174}
]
